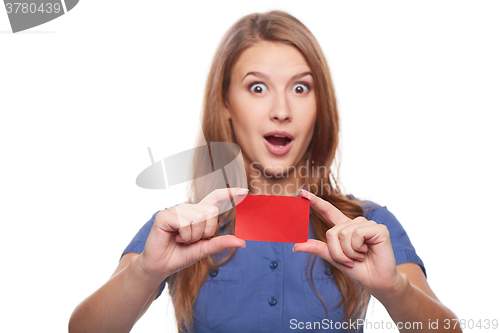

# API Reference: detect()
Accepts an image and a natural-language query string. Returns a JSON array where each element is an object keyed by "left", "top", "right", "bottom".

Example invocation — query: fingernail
[
  {"left": 292, "top": 245, "right": 296, "bottom": 252},
  {"left": 235, "top": 189, "right": 249, "bottom": 196},
  {"left": 344, "top": 261, "right": 354, "bottom": 268},
  {"left": 300, "top": 189, "right": 311, "bottom": 199}
]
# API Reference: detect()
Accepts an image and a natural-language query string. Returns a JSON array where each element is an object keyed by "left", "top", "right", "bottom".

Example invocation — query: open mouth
[{"left": 264, "top": 134, "right": 292, "bottom": 147}]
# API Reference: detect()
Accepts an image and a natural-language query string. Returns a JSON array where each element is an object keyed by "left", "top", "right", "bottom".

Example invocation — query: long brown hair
[{"left": 168, "top": 10, "right": 370, "bottom": 332}]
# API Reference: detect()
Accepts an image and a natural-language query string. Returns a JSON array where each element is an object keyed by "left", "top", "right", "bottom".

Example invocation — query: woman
[{"left": 69, "top": 10, "right": 460, "bottom": 333}]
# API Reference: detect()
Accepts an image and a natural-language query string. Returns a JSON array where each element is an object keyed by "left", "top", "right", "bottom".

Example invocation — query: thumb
[
  {"left": 293, "top": 239, "right": 332, "bottom": 262},
  {"left": 197, "top": 235, "right": 246, "bottom": 259}
]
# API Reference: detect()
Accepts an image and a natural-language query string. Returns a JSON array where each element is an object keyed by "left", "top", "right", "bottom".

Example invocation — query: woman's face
[{"left": 225, "top": 41, "right": 317, "bottom": 177}]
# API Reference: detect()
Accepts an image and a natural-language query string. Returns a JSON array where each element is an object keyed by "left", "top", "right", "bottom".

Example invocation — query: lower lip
[{"left": 263, "top": 137, "right": 294, "bottom": 156}]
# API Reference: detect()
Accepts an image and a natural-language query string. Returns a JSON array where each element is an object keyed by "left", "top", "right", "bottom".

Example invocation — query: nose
[{"left": 269, "top": 90, "right": 292, "bottom": 123}]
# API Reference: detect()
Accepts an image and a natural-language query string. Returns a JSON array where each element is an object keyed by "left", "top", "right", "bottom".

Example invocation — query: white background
[{"left": 1, "top": 1, "right": 499, "bottom": 332}]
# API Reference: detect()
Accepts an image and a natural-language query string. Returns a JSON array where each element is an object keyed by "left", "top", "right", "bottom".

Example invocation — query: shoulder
[
  {"left": 347, "top": 194, "right": 427, "bottom": 276},
  {"left": 346, "top": 194, "right": 385, "bottom": 220}
]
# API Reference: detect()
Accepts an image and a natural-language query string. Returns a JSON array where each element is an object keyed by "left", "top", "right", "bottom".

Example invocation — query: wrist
[
  {"left": 371, "top": 271, "right": 411, "bottom": 306},
  {"left": 129, "top": 254, "right": 169, "bottom": 287}
]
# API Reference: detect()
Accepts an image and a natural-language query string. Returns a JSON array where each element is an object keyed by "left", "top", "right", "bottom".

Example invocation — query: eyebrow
[{"left": 241, "top": 71, "right": 313, "bottom": 82}]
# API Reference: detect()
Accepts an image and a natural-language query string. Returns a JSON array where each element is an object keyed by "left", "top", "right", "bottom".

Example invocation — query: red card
[{"left": 235, "top": 194, "right": 310, "bottom": 243}]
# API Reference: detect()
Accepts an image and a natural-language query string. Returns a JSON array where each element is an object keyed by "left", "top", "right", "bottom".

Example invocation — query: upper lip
[{"left": 263, "top": 130, "right": 294, "bottom": 140}]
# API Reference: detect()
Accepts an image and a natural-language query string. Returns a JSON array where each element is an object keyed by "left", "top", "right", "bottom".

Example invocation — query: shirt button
[
  {"left": 324, "top": 268, "right": 333, "bottom": 276},
  {"left": 269, "top": 261, "right": 278, "bottom": 269},
  {"left": 209, "top": 269, "right": 218, "bottom": 277},
  {"left": 268, "top": 297, "right": 277, "bottom": 306}
]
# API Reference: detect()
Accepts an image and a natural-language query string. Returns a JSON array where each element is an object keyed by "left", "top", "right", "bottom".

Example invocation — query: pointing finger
[
  {"left": 299, "top": 189, "right": 351, "bottom": 226},
  {"left": 199, "top": 187, "right": 249, "bottom": 217}
]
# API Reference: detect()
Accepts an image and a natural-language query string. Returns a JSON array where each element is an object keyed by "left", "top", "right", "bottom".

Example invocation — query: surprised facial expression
[{"left": 224, "top": 41, "right": 317, "bottom": 177}]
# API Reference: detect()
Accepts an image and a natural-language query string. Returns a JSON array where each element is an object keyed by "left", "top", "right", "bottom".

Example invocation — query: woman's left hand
[{"left": 293, "top": 189, "right": 406, "bottom": 298}]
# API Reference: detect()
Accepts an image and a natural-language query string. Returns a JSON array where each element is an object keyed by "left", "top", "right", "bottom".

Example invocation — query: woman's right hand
[{"left": 135, "top": 187, "right": 248, "bottom": 279}]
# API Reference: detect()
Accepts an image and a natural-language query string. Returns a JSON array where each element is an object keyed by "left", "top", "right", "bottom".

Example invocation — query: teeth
[{"left": 274, "top": 135, "right": 286, "bottom": 138}]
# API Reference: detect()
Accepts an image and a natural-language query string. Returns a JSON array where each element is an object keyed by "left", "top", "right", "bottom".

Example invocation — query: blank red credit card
[{"left": 235, "top": 194, "right": 310, "bottom": 243}]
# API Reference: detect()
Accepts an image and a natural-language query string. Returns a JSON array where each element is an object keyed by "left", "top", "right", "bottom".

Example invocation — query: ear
[{"left": 223, "top": 99, "right": 231, "bottom": 120}]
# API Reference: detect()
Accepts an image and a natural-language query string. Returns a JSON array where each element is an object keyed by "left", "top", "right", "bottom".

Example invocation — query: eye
[
  {"left": 292, "top": 83, "right": 310, "bottom": 94},
  {"left": 249, "top": 82, "right": 268, "bottom": 94}
]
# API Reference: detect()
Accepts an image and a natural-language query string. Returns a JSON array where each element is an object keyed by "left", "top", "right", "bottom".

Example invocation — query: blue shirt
[{"left": 122, "top": 197, "right": 425, "bottom": 332}]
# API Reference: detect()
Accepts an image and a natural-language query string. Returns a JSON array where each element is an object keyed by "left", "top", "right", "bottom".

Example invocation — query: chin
[{"left": 255, "top": 159, "right": 295, "bottom": 178}]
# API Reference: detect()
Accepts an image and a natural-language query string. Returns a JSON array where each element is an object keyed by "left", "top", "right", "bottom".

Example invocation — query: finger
[
  {"left": 155, "top": 208, "right": 191, "bottom": 240},
  {"left": 351, "top": 223, "right": 390, "bottom": 250},
  {"left": 156, "top": 207, "right": 206, "bottom": 243},
  {"left": 350, "top": 218, "right": 374, "bottom": 253},
  {"left": 292, "top": 239, "right": 350, "bottom": 271},
  {"left": 293, "top": 239, "right": 332, "bottom": 262},
  {"left": 176, "top": 223, "right": 193, "bottom": 243},
  {"left": 174, "top": 204, "right": 220, "bottom": 242},
  {"left": 337, "top": 222, "right": 367, "bottom": 262},
  {"left": 355, "top": 242, "right": 369, "bottom": 253},
  {"left": 197, "top": 204, "right": 219, "bottom": 239},
  {"left": 325, "top": 228, "right": 355, "bottom": 267},
  {"left": 154, "top": 209, "right": 178, "bottom": 233},
  {"left": 197, "top": 235, "right": 246, "bottom": 259},
  {"left": 299, "top": 189, "right": 350, "bottom": 226},
  {"left": 183, "top": 207, "right": 213, "bottom": 244},
  {"left": 172, "top": 206, "right": 205, "bottom": 243},
  {"left": 199, "top": 187, "right": 249, "bottom": 214},
  {"left": 186, "top": 218, "right": 207, "bottom": 245}
]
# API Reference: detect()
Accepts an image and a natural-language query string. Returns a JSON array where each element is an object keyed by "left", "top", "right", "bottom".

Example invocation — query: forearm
[
  {"left": 374, "top": 273, "right": 461, "bottom": 333},
  {"left": 69, "top": 255, "right": 167, "bottom": 333}
]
